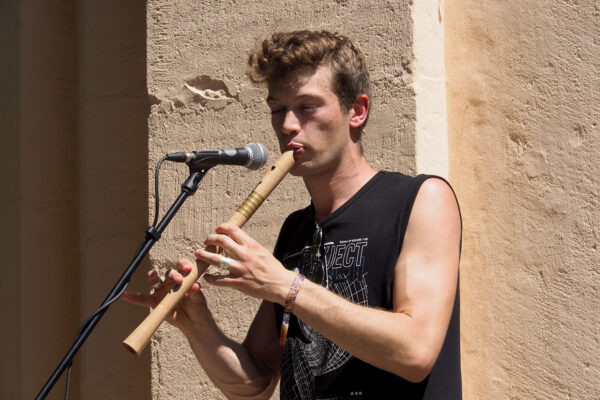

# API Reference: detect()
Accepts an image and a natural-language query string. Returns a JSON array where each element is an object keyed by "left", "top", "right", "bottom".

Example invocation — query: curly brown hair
[{"left": 247, "top": 30, "right": 371, "bottom": 122}]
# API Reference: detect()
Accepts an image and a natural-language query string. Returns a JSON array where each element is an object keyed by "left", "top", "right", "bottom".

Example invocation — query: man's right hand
[{"left": 121, "top": 258, "right": 210, "bottom": 335}]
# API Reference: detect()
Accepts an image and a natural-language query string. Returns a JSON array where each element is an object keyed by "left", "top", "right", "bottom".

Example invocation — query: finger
[
  {"left": 147, "top": 269, "right": 162, "bottom": 286},
  {"left": 179, "top": 258, "right": 211, "bottom": 284},
  {"left": 195, "top": 248, "right": 242, "bottom": 273},
  {"left": 146, "top": 268, "right": 181, "bottom": 299},
  {"left": 177, "top": 258, "right": 195, "bottom": 275},
  {"left": 215, "top": 223, "right": 258, "bottom": 247},
  {"left": 203, "top": 272, "right": 241, "bottom": 287},
  {"left": 121, "top": 290, "right": 157, "bottom": 308},
  {"left": 194, "top": 248, "right": 223, "bottom": 267},
  {"left": 203, "top": 233, "right": 244, "bottom": 259},
  {"left": 185, "top": 282, "right": 206, "bottom": 305},
  {"left": 165, "top": 268, "right": 185, "bottom": 286},
  {"left": 190, "top": 281, "right": 201, "bottom": 292}
]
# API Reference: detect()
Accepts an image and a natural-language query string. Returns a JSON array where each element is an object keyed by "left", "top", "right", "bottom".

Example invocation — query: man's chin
[
  {"left": 289, "top": 163, "right": 324, "bottom": 178},
  {"left": 288, "top": 163, "right": 309, "bottom": 177},
  {"left": 289, "top": 167, "right": 304, "bottom": 177}
]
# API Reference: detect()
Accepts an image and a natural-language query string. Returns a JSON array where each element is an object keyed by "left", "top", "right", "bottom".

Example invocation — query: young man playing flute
[{"left": 124, "top": 30, "right": 462, "bottom": 400}]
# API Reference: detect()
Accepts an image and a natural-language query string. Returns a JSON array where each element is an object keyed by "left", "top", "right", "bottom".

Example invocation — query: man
[{"left": 124, "top": 30, "right": 462, "bottom": 399}]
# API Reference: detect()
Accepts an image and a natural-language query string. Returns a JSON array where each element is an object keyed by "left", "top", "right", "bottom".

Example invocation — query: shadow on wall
[{"left": 0, "top": 0, "right": 152, "bottom": 399}]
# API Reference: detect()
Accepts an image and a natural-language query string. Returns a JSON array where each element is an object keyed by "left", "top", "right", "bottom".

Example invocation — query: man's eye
[
  {"left": 302, "top": 105, "right": 317, "bottom": 112},
  {"left": 270, "top": 108, "right": 284, "bottom": 115}
]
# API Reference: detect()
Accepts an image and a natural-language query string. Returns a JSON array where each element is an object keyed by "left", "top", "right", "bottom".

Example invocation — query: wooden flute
[{"left": 122, "top": 150, "right": 295, "bottom": 355}]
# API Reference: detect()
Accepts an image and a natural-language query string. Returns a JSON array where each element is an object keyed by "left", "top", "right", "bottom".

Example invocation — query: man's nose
[{"left": 281, "top": 109, "right": 301, "bottom": 135}]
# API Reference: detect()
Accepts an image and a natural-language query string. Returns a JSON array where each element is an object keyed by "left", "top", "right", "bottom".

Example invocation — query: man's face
[{"left": 266, "top": 66, "right": 354, "bottom": 177}]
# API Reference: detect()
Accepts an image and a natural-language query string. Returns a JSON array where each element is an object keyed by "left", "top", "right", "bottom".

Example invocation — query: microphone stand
[{"left": 36, "top": 165, "right": 210, "bottom": 400}]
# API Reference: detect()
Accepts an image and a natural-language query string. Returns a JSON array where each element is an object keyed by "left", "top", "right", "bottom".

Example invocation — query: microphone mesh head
[{"left": 244, "top": 142, "right": 269, "bottom": 170}]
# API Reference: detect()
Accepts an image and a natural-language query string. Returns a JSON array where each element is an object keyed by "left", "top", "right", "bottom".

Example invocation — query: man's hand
[
  {"left": 121, "top": 259, "right": 210, "bottom": 335},
  {"left": 196, "top": 223, "right": 296, "bottom": 306}
]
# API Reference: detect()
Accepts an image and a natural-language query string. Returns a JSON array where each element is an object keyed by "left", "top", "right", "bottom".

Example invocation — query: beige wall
[
  {"left": 1, "top": 1, "right": 81, "bottom": 398},
  {"left": 4, "top": 0, "right": 599, "bottom": 399},
  {"left": 1, "top": 0, "right": 150, "bottom": 398},
  {"left": 0, "top": 0, "right": 21, "bottom": 398},
  {"left": 446, "top": 1, "right": 600, "bottom": 398}
]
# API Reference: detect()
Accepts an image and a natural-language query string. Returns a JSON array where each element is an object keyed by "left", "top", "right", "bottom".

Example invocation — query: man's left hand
[{"left": 196, "top": 223, "right": 295, "bottom": 305}]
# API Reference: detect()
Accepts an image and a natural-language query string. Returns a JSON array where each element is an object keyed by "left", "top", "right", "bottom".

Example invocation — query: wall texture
[
  {"left": 0, "top": 0, "right": 21, "bottom": 398},
  {"left": 1, "top": 1, "right": 150, "bottom": 398},
  {"left": 76, "top": 1, "right": 150, "bottom": 398},
  {"left": 146, "top": 1, "right": 415, "bottom": 398},
  {"left": 413, "top": 0, "right": 448, "bottom": 178},
  {"left": 2, "top": 1, "right": 81, "bottom": 398},
  {"left": 5, "top": 0, "right": 599, "bottom": 399},
  {"left": 446, "top": 1, "right": 600, "bottom": 398}
]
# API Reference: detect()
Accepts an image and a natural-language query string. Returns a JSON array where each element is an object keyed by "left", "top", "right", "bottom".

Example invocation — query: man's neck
[{"left": 304, "top": 155, "right": 377, "bottom": 222}]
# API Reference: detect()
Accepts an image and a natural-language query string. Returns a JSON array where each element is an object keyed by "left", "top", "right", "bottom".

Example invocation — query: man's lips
[{"left": 287, "top": 144, "right": 305, "bottom": 157}]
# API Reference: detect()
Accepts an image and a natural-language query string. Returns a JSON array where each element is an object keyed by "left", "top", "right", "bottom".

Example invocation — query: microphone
[{"left": 166, "top": 142, "right": 268, "bottom": 170}]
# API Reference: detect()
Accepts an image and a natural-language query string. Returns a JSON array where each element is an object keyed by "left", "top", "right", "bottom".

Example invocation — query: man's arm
[
  {"left": 289, "top": 178, "right": 460, "bottom": 381},
  {"left": 183, "top": 297, "right": 281, "bottom": 400},
  {"left": 122, "top": 264, "right": 281, "bottom": 400},
  {"left": 200, "top": 177, "right": 461, "bottom": 383}
]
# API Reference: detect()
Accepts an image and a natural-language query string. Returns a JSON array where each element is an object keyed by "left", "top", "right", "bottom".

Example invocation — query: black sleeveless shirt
[{"left": 273, "top": 172, "right": 462, "bottom": 400}]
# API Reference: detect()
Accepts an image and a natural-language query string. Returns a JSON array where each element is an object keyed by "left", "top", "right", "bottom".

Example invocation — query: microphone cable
[{"left": 151, "top": 155, "right": 168, "bottom": 229}]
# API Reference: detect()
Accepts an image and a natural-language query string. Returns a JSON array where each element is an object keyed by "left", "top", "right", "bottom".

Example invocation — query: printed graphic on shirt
[{"left": 280, "top": 237, "right": 369, "bottom": 400}]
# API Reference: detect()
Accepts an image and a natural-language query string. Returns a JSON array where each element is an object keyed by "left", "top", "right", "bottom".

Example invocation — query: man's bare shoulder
[
  {"left": 401, "top": 176, "right": 461, "bottom": 263},
  {"left": 412, "top": 177, "right": 460, "bottom": 224}
]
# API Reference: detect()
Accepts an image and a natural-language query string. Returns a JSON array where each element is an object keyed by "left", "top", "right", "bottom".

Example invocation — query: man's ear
[{"left": 349, "top": 94, "right": 369, "bottom": 129}]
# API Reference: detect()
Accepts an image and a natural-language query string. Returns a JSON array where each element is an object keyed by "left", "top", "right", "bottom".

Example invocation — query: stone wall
[
  {"left": 446, "top": 1, "right": 600, "bottom": 398},
  {"left": 1, "top": 1, "right": 150, "bottom": 398},
  {"left": 4, "top": 0, "right": 599, "bottom": 398}
]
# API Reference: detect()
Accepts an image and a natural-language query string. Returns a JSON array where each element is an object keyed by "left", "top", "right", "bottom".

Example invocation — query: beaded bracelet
[{"left": 279, "top": 271, "right": 305, "bottom": 352}]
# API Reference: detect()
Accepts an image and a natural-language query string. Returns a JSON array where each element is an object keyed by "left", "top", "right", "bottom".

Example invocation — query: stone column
[
  {"left": 446, "top": 1, "right": 600, "bottom": 398},
  {"left": 0, "top": 0, "right": 151, "bottom": 398}
]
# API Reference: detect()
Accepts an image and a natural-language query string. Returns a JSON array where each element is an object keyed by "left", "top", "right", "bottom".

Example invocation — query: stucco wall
[
  {"left": 446, "top": 1, "right": 600, "bottom": 398},
  {"left": 0, "top": 0, "right": 21, "bottom": 398},
  {"left": 7, "top": 0, "right": 599, "bottom": 398},
  {"left": 146, "top": 1, "right": 415, "bottom": 398},
  {"left": 2, "top": 2, "right": 81, "bottom": 398},
  {"left": 76, "top": 1, "right": 150, "bottom": 398},
  {"left": 1, "top": 1, "right": 151, "bottom": 398}
]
